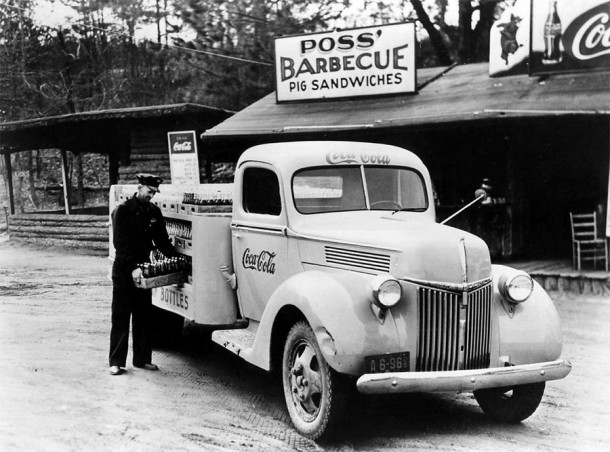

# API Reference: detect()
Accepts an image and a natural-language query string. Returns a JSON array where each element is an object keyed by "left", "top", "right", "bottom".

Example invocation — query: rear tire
[
  {"left": 282, "top": 321, "right": 348, "bottom": 440},
  {"left": 474, "top": 382, "right": 545, "bottom": 423}
]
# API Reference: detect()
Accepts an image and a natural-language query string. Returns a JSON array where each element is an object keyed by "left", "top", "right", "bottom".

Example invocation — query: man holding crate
[{"left": 108, "top": 173, "right": 177, "bottom": 376}]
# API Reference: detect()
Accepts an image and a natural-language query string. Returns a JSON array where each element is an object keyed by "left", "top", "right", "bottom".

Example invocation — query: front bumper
[{"left": 356, "top": 359, "right": 572, "bottom": 395}]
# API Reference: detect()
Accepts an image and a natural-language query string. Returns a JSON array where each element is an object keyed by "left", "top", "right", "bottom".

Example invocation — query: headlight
[
  {"left": 499, "top": 272, "right": 534, "bottom": 304},
  {"left": 371, "top": 275, "right": 402, "bottom": 308}
]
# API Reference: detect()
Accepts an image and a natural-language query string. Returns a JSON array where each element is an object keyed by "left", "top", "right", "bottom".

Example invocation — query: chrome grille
[
  {"left": 324, "top": 246, "right": 391, "bottom": 273},
  {"left": 416, "top": 283, "right": 492, "bottom": 372}
]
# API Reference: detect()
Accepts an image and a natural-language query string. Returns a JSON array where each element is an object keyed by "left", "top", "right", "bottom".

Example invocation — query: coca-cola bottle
[{"left": 542, "top": 0, "right": 563, "bottom": 65}]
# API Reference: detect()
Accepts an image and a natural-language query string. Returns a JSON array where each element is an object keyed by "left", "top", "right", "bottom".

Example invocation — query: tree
[
  {"left": 412, "top": 0, "right": 453, "bottom": 66},
  {"left": 173, "top": 0, "right": 348, "bottom": 110},
  {"left": 456, "top": 0, "right": 502, "bottom": 63}
]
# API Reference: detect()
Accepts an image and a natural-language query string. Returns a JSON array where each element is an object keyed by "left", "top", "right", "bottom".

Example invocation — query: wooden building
[{"left": 0, "top": 103, "right": 232, "bottom": 251}]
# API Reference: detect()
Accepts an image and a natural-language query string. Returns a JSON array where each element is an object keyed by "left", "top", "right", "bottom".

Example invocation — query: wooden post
[
  {"left": 108, "top": 150, "right": 119, "bottom": 186},
  {"left": 60, "top": 149, "right": 71, "bottom": 214},
  {"left": 3, "top": 152, "right": 15, "bottom": 215},
  {"left": 205, "top": 158, "right": 212, "bottom": 183}
]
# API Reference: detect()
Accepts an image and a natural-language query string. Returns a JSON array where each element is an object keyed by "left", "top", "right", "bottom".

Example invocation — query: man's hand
[{"left": 132, "top": 267, "right": 143, "bottom": 286}]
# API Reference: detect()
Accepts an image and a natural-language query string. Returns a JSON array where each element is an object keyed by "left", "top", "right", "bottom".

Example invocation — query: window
[
  {"left": 365, "top": 167, "right": 427, "bottom": 211},
  {"left": 293, "top": 166, "right": 427, "bottom": 214},
  {"left": 293, "top": 167, "right": 366, "bottom": 214},
  {"left": 243, "top": 167, "right": 282, "bottom": 216}
]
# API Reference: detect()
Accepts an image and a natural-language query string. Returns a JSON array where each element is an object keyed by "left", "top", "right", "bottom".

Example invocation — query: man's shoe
[
  {"left": 134, "top": 363, "right": 159, "bottom": 371},
  {"left": 109, "top": 366, "right": 123, "bottom": 376}
]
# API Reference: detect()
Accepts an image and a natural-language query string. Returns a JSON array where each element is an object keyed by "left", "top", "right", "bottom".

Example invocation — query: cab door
[{"left": 232, "top": 163, "right": 289, "bottom": 321}]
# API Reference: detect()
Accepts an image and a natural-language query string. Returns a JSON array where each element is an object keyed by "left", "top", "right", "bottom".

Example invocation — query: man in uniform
[{"left": 108, "top": 173, "right": 177, "bottom": 376}]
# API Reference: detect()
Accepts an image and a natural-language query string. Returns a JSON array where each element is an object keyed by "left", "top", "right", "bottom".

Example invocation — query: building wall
[{"left": 381, "top": 116, "right": 609, "bottom": 259}]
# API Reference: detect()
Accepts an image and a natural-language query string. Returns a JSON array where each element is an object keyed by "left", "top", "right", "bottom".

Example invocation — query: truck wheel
[
  {"left": 474, "top": 382, "right": 545, "bottom": 423},
  {"left": 282, "top": 321, "right": 346, "bottom": 440}
]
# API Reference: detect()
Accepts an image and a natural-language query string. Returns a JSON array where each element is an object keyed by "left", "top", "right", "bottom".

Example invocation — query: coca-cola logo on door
[
  {"left": 564, "top": 2, "right": 610, "bottom": 62},
  {"left": 242, "top": 248, "right": 277, "bottom": 274}
]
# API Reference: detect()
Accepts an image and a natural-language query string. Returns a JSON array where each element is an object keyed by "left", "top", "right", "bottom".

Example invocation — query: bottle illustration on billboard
[{"left": 542, "top": 0, "right": 563, "bottom": 64}]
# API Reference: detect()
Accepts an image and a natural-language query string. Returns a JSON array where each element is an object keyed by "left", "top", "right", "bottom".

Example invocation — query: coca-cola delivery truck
[{"left": 109, "top": 141, "right": 571, "bottom": 440}]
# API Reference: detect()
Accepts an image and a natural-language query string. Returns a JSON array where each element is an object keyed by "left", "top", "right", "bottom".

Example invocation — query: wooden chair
[{"left": 570, "top": 212, "right": 609, "bottom": 272}]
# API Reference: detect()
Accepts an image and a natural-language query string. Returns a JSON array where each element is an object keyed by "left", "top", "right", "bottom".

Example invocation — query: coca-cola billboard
[
  {"left": 489, "top": 0, "right": 610, "bottom": 77},
  {"left": 530, "top": 0, "right": 610, "bottom": 75}
]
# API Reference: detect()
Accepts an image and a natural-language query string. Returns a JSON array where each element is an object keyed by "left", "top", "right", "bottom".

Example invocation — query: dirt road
[{"left": 1, "top": 240, "right": 609, "bottom": 451}]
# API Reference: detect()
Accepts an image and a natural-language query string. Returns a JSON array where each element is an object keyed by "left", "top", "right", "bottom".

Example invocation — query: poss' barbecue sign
[{"left": 274, "top": 22, "right": 416, "bottom": 102}]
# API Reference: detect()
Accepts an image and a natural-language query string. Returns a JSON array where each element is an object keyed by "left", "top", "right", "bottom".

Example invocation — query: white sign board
[
  {"left": 275, "top": 22, "right": 416, "bottom": 102},
  {"left": 489, "top": 0, "right": 610, "bottom": 77},
  {"left": 167, "top": 131, "right": 200, "bottom": 186}
]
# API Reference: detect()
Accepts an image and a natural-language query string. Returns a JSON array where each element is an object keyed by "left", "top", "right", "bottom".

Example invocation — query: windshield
[{"left": 292, "top": 166, "right": 428, "bottom": 214}]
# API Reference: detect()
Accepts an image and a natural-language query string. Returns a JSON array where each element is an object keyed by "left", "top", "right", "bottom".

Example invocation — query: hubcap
[{"left": 288, "top": 339, "right": 323, "bottom": 421}]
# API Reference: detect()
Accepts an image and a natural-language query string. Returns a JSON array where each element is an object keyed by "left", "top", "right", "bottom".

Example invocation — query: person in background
[
  {"left": 479, "top": 178, "right": 494, "bottom": 204},
  {"left": 108, "top": 173, "right": 177, "bottom": 376}
]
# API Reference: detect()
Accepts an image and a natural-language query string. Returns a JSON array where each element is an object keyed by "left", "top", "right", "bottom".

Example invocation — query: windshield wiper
[{"left": 391, "top": 207, "right": 427, "bottom": 214}]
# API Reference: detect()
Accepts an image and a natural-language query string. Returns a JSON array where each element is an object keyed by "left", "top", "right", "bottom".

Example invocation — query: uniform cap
[
  {"left": 137, "top": 173, "right": 163, "bottom": 193},
  {"left": 481, "top": 178, "right": 492, "bottom": 191}
]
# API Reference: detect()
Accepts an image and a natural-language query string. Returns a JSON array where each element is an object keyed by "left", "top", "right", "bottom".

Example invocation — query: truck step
[{"left": 212, "top": 328, "right": 256, "bottom": 358}]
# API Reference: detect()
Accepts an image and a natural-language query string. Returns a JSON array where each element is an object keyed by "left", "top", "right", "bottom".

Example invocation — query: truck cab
[{"left": 109, "top": 141, "right": 571, "bottom": 440}]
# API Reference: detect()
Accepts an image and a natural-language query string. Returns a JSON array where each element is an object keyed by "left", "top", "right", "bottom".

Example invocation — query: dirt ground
[{"left": 1, "top": 239, "right": 609, "bottom": 451}]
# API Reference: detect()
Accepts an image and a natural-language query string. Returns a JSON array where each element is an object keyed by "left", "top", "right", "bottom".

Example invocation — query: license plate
[{"left": 364, "top": 352, "right": 410, "bottom": 374}]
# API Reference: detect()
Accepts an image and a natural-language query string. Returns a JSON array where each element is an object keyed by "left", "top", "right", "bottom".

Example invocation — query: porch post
[
  {"left": 60, "top": 149, "right": 71, "bottom": 214},
  {"left": 3, "top": 152, "right": 15, "bottom": 215}
]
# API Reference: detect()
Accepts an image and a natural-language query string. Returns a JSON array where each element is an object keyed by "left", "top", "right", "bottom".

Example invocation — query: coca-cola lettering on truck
[
  {"left": 109, "top": 141, "right": 572, "bottom": 441},
  {"left": 242, "top": 248, "right": 277, "bottom": 274}
]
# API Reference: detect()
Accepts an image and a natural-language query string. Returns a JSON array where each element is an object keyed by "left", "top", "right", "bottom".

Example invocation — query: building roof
[
  {"left": 0, "top": 103, "right": 231, "bottom": 133},
  {"left": 201, "top": 63, "right": 610, "bottom": 143},
  {"left": 0, "top": 103, "right": 233, "bottom": 155}
]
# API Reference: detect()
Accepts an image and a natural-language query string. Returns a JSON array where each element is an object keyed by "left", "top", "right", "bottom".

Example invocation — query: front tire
[
  {"left": 282, "top": 321, "right": 347, "bottom": 440},
  {"left": 474, "top": 382, "right": 545, "bottom": 423}
]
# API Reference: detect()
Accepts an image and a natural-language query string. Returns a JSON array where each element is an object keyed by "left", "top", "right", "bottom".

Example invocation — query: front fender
[
  {"left": 250, "top": 270, "right": 406, "bottom": 375},
  {"left": 492, "top": 265, "right": 563, "bottom": 365}
]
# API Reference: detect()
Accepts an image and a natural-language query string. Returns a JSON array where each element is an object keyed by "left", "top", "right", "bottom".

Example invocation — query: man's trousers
[{"left": 109, "top": 274, "right": 153, "bottom": 367}]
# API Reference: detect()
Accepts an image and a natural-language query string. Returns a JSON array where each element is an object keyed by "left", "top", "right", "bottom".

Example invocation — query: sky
[
  {"left": 32, "top": 0, "right": 76, "bottom": 28},
  {"left": 31, "top": 0, "right": 160, "bottom": 40},
  {"left": 30, "top": 0, "right": 461, "bottom": 38}
]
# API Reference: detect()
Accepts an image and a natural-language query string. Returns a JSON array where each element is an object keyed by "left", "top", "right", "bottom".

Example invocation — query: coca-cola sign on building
[
  {"left": 167, "top": 130, "right": 200, "bottom": 186},
  {"left": 489, "top": 0, "right": 609, "bottom": 77},
  {"left": 530, "top": 0, "right": 610, "bottom": 75}
]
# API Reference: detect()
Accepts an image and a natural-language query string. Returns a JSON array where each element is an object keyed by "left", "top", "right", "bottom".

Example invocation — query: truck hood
[{"left": 292, "top": 211, "right": 491, "bottom": 284}]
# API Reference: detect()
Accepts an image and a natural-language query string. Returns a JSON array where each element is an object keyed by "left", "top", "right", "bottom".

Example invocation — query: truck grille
[
  {"left": 324, "top": 246, "right": 391, "bottom": 273},
  {"left": 416, "top": 283, "right": 492, "bottom": 372}
]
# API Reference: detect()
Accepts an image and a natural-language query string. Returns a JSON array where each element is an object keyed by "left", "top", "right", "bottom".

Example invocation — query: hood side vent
[{"left": 325, "top": 246, "right": 391, "bottom": 273}]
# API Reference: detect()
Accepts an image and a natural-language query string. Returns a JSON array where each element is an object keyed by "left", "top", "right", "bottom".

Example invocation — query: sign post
[{"left": 167, "top": 131, "right": 200, "bottom": 186}]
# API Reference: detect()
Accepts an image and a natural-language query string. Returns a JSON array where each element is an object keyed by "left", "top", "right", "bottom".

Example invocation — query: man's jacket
[{"left": 112, "top": 194, "right": 175, "bottom": 276}]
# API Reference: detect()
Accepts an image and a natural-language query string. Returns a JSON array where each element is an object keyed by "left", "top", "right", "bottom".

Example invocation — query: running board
[{"left": 212, "top": 327, "right": 256, "bottom": 360}]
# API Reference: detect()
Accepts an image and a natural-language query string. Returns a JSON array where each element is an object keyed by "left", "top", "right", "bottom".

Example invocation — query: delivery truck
[{"left": 109, "top": 141, "right": 571, "bottom": 440}]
